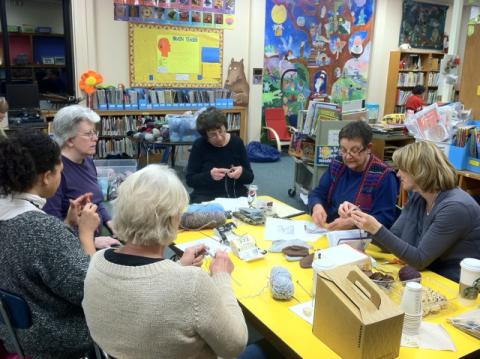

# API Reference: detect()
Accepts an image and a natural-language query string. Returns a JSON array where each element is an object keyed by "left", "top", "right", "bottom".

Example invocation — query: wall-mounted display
[
  {"left": 129, "top": 23, "right": 223, "bottom": 88},
  {"left": 399, "top": 0, "right": 448, "bottom": 50},
  {"left": 114, "top": 0, "right": 236, "bottom": 30}
]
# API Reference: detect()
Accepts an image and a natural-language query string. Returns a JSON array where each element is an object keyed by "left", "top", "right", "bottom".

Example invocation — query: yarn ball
[
  {"left": 144, "top": 133, "right": 155, "bottom": 142},
  {"left": 180, "top": 211, "right": 226, "bottom": 230},
  {"left": 270, "top": 266, "right": 294, "bottom": 300},
  {"left": 399, "top": 265, "right": 422, "bottom": 282}
]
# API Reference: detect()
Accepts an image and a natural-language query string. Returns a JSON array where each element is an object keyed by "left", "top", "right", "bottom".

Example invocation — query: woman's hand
[
  {"left": 180, "top": 244, "right": 207, "bottom": 267},
  {"left": 227, "top": 166, "right": 243, "bottom": 180},
  {"left": 78, "top": 203, "right": 100, "bottom": 234},
  {"left": 324, "top": 217, "right": 355, "bottom": 231},
  {"left": 350, "top": 210, "right": 382, "bottom": 234},
  {"left": 210, "top": 167, "right": 228, "bottom": 181},
  {"left": 65, "top": 192, "right": 93, "bottom": 228},
  {"left": 311, "top": 204, "right": 327, "bottom": 227},
  {"left": 338, "top": 201, "right": 358, "bottom": 219},
  {"left": 210, "top": 251, "right": 234, "bottom": 275},
  {"left": 94, "top": 236, "right": 121, "bottom": 249}
]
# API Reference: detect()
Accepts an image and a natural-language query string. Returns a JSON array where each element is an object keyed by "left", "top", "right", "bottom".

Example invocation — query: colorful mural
[{"left": 263, "top": 0, "right": 376, "bottom": 120}]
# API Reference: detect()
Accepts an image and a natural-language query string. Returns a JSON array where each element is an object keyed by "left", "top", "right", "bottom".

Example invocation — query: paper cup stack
[{"left": 400, "top": 282, "right": 423, "bottom": 336}]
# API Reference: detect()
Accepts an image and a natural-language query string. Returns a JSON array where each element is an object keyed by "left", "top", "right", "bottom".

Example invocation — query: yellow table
[{"left": 174, "top": 199, "right": 480, "bottom": 359}]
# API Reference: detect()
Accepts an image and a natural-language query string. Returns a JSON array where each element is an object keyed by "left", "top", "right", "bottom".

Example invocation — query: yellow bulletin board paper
[
  {"left": 129, "top": 23, "right": 223, "bottom": 88},
  {"left": 203, "top": 63, "right": 221, "bottom": 79}
]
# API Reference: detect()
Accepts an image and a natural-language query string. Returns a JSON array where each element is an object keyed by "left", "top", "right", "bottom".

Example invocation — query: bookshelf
[
  {"left": 43, "top": 107, "right": 247, "bottom": 159},
  {"left": 384, "top": 50, "right": 444, "bottom": 115},
  {"left": 288, "top": 108, "right": 354, "bottom": 198},
  {"left": 0, "top": 32, "right": 66, "bottom": 84}
]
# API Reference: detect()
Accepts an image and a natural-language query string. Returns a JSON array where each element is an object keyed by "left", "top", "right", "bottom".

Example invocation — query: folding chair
[
  {"left": 263, "top": 107, "right": 297, "bottom": 152},
  {"left": 0, "top": 289, "right": 32, "bottom": 359}
]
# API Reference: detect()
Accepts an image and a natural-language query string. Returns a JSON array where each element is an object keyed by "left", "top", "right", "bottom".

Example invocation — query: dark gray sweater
[
  {"left": 373, "top": 188, "right": 480, "bottom": 282},
  {"left": 0, "top": 211, "right": 91, "bottom": 358}
]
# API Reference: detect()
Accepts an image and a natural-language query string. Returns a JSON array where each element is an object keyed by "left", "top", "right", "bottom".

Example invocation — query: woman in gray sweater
[
  {"left": 0, "top": 130, "right": 100, "bottom": 358},
  {"left": 82, "top": 164, "right": 248, "bottom": 359},
  {"left": 343, "top": 141, "right": 480, "bottom": 282}
]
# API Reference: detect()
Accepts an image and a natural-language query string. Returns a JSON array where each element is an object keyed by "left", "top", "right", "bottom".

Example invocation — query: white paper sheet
[
  {"left": 289, "top": 300, "right": 314, "bottom": 325},
  {"left": 174, "top": 237, "right": 231, "bottom": 257},
  {"left": 264, "top": 218, "right": 326, "bottom": 242},
  {"left": 206, "top": 197, "right": 249, "bottom": 212},
  {"left": 401, "top": 322, "right": 456, "bottom": 351}
]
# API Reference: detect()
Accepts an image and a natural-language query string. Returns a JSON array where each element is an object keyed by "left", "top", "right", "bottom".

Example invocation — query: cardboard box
[{"left": 313, "top": 265, "right": 404, "bottom": 359}]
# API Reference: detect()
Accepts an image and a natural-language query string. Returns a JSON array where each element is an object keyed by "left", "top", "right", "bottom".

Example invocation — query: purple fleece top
[{"left": 44, "top": 155, "right": 111, "bottom": 227}]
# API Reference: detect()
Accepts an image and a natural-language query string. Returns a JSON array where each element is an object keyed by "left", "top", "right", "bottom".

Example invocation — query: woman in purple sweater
[{"left": 44, "top": 105, "right": 119, "bottom": 248}]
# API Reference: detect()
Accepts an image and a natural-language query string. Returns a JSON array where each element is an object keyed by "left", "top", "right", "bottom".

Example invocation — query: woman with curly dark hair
[{"left": 0, "top": 130, "right": 99, "bottom": 358}]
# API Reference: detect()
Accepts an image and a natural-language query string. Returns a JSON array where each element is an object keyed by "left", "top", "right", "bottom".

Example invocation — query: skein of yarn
[
  {"left": 270, "top": 266, "right": 294, "bottom": 300},
  {"left": 180, "top": 211, "right": 226, "bottom": 230},
  {"left": 180, "top": 203, "right": 227, "bottom": 230}
]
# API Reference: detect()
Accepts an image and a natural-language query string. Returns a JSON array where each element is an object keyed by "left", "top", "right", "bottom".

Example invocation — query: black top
[
  {"left": 104, "top": 248, "right": 164, "bottom": 266},
  {"left": 186, "top": 135, "right": 254, "bottom": 203}
]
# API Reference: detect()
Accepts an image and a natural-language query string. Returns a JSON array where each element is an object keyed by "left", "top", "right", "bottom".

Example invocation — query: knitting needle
[{"left": 296, "top": 280, "right": 313, "bottom": 298}]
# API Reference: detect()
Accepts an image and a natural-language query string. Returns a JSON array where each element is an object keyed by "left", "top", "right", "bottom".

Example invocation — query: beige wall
[{"left": 72, "top": 0, "right": 466, "bottom": 142}]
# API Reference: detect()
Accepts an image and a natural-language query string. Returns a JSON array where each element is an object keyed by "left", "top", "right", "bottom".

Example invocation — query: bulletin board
[{"left": 129, "top": 23, "right": 223, "bottom": 88}]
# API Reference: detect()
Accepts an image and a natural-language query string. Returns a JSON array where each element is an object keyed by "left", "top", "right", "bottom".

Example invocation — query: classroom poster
[
  {"left": 129, "top": 23, "right": 223, "bottom": 87},
  {"left": 262, "top": 0, "right": 376, "bottom": 122},
  {"left": 399, "top": 0, "right": 448, "bottom": 50},
  {"left": 114, "top": 0, "right": 236, "bottom": 30}
]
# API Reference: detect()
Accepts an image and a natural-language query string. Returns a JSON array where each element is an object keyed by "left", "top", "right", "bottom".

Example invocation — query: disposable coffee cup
[
  {"left": 247, "top": 185, "right": 258, "bottom": 207},
  {"left": 400, "top": 282, "right": 423, "bottom": 316},
  {"left": 459, "top": 258, "right": 480, "bottom": 305},
  {"left": 312, "top": 255, "right": 336, "bottom": 296}
]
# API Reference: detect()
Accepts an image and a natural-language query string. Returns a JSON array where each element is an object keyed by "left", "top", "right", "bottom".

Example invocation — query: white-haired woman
[
  {"left": 82, "top": 164, "right": 248, "bottom": 359},
  {"left": 342, "top": 141, "right": 480, "bottom": 282},
  {"left": 44, "top": 105, "right": 118, "bottom": 248}
]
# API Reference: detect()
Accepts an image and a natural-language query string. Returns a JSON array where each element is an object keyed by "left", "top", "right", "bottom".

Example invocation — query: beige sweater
[{"left": 82, "top": 251, "right": 248, "bottom": 359}]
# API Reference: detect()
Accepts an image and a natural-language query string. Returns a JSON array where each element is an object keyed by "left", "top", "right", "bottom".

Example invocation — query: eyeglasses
[
  {"left": 339, "top": 146, "right": 366, "bottom": 157},
  {"left": 78, "top": 130, "right": 99, "bottom": 139},
  {"left": 206, "top": 127, "right": 227, "bottom": 140}
]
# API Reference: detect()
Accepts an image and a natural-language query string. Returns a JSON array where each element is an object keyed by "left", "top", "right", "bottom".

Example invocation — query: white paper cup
[
  {"left": 459, "top": 258, "right": 480, "bottom": 305},
  {"left": 312, "top": 256, "right": 336, "bottom": 296},
  {"left": 402, "top": 314, "right": 422, "bottom": 336},
  {"left": 400, "top": 282, "right": 423, "bottom": 316}
]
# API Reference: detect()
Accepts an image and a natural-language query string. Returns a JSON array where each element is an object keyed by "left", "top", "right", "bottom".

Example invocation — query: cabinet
[
  {"left": 384, "top": 50, "right": 444, "bottom": 115},
  {"left": 0, "top": 32, "right": 66, "bottom": 86},
  {"left": 460, "top": 24, "right": 480, "bottom": 119},
  {"left": 44, "top": 107, "right": 247, "bottom": 160},
  {"left": 371, "top": 133, "right": 415, "bottom": 163}
]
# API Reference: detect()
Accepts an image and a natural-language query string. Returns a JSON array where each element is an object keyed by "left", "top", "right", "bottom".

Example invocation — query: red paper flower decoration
[{"left": 79, "top": 70, "right": 103, "bottom": 94}]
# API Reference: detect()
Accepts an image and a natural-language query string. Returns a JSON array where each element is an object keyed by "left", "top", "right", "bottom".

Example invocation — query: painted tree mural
[{"left": 263, "top": 0, "right": 376, "bottom": 123}]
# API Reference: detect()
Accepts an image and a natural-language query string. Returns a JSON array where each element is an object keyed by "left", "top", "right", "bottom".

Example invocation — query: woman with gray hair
[
  {"left": 82, "top": 164, "right": 248, "bottom": 359},
  {"left": 44, "top": 105, "right": 119, "bottom": 248}
]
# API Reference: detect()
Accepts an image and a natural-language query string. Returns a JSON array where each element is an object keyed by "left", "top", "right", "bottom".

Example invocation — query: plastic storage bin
[
  {"left": 94, "top": 159, "right": 137, "bottom": 177},
  {"left": 166, "top": 114, "right": 200, "bottom": 142},
  {"left": 94, "top": 159, "right": 137, "bottom": 200}
]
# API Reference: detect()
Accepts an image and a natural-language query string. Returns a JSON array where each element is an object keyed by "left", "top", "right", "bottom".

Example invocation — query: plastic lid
[
  {"left": 312, "top": 258, "right": 336, "bottom": 272},
  {"left": 405, "top": 281, "right": 422, "bottom": 292},
  {"left": 460, "top": 258, "right": 480, "bottom": 272}
]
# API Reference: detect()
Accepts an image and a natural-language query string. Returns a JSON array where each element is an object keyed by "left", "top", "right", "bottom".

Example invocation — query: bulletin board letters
[{"left": 129, "top": 23, "right": 223, "bottom": 88}]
